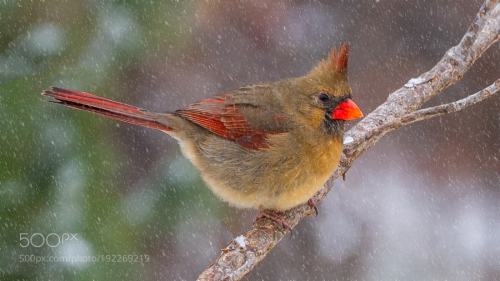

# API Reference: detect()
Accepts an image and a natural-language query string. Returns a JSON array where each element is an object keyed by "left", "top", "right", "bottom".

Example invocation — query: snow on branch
[{"left": 197, "top": 1, "right": 500, "bottom": 280}]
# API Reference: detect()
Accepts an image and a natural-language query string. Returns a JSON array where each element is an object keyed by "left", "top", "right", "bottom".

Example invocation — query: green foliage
[{"left": 0, "top": 1, "right": 217, "bottom": 280}]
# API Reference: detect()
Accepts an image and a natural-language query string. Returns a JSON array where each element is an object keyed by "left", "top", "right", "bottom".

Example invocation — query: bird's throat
[{"left": 323, "top": 116, "right": 344, "bottom": 136}]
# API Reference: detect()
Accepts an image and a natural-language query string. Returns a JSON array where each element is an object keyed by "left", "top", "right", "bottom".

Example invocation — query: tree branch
[
  {"left": 197, "top": 1, "right": 500, "bottom": 280},
  {"left": 348, "top": 78, "right": 500, "bottom": 144},
  {"left": 397, "top": 79, "right": 499, "bottom": 127}
]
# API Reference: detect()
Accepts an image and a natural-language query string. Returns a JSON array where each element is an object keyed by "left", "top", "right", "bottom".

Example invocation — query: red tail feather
[{"left": 42, "top": 87, "right": 172, "bottom": 132}]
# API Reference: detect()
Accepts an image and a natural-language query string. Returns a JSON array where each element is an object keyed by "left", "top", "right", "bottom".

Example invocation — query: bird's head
[{"left": 290, "top": 43, "right": 363, "bottom": 135}]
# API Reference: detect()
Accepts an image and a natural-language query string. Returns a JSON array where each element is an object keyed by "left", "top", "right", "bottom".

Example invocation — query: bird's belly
[{"left": 175, "top": 132, "right": 342, "bottom": 211}]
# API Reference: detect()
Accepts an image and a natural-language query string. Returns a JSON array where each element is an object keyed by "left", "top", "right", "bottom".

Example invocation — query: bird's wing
[{"left": 175, "top": 86, "right": 290, "bottom": 150}]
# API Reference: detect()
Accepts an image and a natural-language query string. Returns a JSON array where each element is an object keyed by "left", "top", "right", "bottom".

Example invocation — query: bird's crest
[
  {"left": 330, "top": 42, "right": 349, "bottom": 74},
  {"left": 308, "top": 42, "right": 350, "bottom": 82}
]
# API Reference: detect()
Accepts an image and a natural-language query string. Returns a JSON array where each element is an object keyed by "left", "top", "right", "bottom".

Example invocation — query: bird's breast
[{"left": 262, "top": 135, "right": 343, "bottom": 210}]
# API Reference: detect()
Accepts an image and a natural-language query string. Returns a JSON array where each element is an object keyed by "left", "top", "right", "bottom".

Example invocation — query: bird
[{"left": 42, "top": 43, "right": 363, "bottom": 214}]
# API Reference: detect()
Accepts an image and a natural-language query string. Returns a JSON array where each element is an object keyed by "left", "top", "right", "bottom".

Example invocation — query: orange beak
[{"left": 331, "top": 99, "right": 364, "bottom": 120}]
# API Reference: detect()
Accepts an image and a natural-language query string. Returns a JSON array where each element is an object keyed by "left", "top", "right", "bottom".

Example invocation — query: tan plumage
[{"left": 42, "top": 43, "right": 362, "bottom": 211}]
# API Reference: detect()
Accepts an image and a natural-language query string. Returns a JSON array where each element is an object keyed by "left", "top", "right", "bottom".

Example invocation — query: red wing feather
[{"left": 176, "top": 96, "right": 280, "bottom": 150}]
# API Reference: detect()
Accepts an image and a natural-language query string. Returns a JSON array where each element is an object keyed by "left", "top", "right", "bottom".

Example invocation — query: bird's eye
[{"left": 318, "top": 93, "right": 330, "bottom": 102}]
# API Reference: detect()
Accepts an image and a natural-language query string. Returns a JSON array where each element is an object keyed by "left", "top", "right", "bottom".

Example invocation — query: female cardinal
[{"left": 42, "top": 43, "right": 362, "bottom": 211}]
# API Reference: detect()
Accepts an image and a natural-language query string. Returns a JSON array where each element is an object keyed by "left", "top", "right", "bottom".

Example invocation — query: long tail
[{"left": 42, "top": 87, "right": 172, "bottom": 132}]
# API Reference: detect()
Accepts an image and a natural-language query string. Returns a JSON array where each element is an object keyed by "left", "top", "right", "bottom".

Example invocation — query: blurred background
[{"left": 1, "top": 0, "right": 499, "bottom": 280}]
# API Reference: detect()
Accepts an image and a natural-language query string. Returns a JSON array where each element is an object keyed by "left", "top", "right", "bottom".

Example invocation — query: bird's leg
[
  {"left": 256, "top": 210, "right": 291, "bottom": 231},
  {"left": 307, "top": 198, "right": 319, "bottom": 216}
]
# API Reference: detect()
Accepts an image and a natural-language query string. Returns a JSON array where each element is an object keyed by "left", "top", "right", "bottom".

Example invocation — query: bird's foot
[
  {"left": 257, "top": 210, "right": 291, "bottom": 231},
  {"left": 307, "top": 198, "right": 319, "bottom": 216}
]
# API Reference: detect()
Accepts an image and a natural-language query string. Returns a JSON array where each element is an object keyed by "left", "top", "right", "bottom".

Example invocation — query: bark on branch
[
  {"left": 396, "top": 79, "right": 499, "bottom": 128},
  {"left": 197, "top": 1, "right": 500, "bottom": 280}
]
